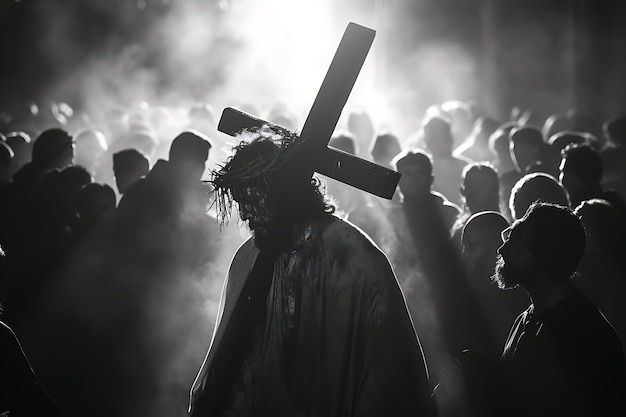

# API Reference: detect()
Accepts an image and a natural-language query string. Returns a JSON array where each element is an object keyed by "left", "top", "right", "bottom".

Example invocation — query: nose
[{"left": 238, "top": 204, "right": 254, "bottom": 222}]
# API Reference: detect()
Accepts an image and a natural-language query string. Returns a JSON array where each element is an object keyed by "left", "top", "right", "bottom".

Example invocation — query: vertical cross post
[{"left": 217, "top": 22, "right": 400, "bottom": 199}]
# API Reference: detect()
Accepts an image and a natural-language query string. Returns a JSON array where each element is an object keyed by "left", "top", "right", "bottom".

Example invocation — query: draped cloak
[{"left": 189, "top": 215, "right": 433, "bottom": 416}]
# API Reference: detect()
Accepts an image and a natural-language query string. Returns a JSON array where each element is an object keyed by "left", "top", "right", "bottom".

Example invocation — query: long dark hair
[{"left": 210, "top": 127, "right": 335, "bottom": 226}]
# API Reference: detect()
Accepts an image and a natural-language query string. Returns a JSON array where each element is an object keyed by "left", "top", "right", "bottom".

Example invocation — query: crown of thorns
[{"left": 209, "top": 125, "right": 310, "bottom": 226}]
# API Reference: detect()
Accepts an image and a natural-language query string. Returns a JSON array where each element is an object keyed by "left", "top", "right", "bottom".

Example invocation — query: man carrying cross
[{"left": 188, "top": 23, "right": 433, "bottom": 417}]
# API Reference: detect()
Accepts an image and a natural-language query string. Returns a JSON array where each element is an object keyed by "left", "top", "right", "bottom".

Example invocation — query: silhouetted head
[
  {"left": 0, "top": 141, "right": 14, "bottom": 185},
  {"left": 509, "top": 172, "right": 569, "bottom": 220},
  {"left": 470, "top": 117, "right": 500, "bottom": 145},
  {"left": 347, "top": 110, "right": 374, "bottom": 148},
  {"left": 494, "top": 202, "right": 585, "bottom": 289},
  {"left": 5, "top": 131, "right": 31, "bottom": 156},
  {"left": 329, "top": 130, "right": 357, "bottom": 155},
  {"left": 168, "top": 130, "right": 212, "bottom": 180},
  {"left": 149, "top": 106, "right": 174, "bottom": 132},
  {"left": 0, "top": 141, "right": 14, "bottom": 166},
  {"left": 211, "top": 127, "right": 335, "bottom": 250},
  {"left": 4, "top": 131, "right": 32, "bottom": 176},
  {"left": 462, "top": 211, "right": 510, "bottom": 281},
  {"left": 188, "top": 102, "right": 216, "bottom": 126},
  {"left": 423, "top": 115, "right": 454, "bottom": 157},
  {"left": 74, "top": 128, "right": 108, "bottom": 168},
  {"left": 461, "top": 162, "right": 500, "bottom": 213},
  {"left": 41, "top": 165, "right": 93, "bottom": 214},
  {"left": 268, "top": 106, "right": 298, "bottom": 132},
  {"left": 602, "top": 114, "right": 626, "bottom": 147},
  {"left": 548, "top": 130, "right": 589, "bottom": 153},
  {"left": 112, "top": 148, "right": 150, "bottom": 194},
  {"left": 488, "top": 123, "right": 517, "bottom": 162},
  {"left": 559, "top": 143, "right": 602, "bottom": 206},
  {"left": 127, "top": 130, "right": 157, "bottom": 160},
  {"left": 509, "top": 126, "right": 543, "bottom": 173},
  {"left": 76, "top": 183, "right": 117, "bottom": 225},
  {"left": 574, "top": 198, "right": 626, "bottom": 259},
  {"left": 542, "top": 112, "right": 574, "bottom": 141},
  {"left": 441, "top": 100, "right": 475, "bottom": 146},
  {"left": 32, "top": 128, "right": 74, "bottom": 169},
  {"left": 370, "top": 132, "right": 402, "bottom": 168},
  {"left": 392, "top": 149, "right": 433, "bottom": 203}
]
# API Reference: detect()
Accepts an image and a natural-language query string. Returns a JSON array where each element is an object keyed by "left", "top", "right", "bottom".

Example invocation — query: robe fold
[{"left": 189, "top": 215, "right": 433, "bottom": 416}]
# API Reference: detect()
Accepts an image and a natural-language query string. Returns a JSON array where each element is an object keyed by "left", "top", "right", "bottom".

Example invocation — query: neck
[{"left": 524, "top": 278, "right": 576, "bottom": 315}]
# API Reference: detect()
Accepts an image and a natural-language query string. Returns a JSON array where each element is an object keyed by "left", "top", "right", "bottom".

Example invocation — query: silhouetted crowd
[{"left": 1, "top": 99, "right": 625, "bottom": 416}]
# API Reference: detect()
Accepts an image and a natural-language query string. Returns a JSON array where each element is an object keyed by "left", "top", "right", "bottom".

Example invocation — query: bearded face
[
  {"left": 235, "top": 186, "right": 290, "bottom": 251},
  {"left": 492, "top": 227, "right": 535, "bottom": 290},
  {"left": 492, "top": 254, "right": 520, "bottom": 290}
]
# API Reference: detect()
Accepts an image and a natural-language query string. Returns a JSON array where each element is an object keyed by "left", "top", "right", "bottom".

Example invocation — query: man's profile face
[{"left": 492, "top": 226, "right": 533, "bottom": 290}]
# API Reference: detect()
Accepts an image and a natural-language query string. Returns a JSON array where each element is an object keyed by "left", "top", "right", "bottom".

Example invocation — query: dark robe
[
  {"left": 189, "top": 215, "right": 433, "bottom": 416},
  {"left": 0, "top": 321, "right": 62, "bottom": 416},
  {"left": 501, "top": 290, "right": 626, "bottom": 417}
]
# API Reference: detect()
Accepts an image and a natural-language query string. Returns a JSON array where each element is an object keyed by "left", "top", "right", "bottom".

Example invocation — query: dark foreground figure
[
  {"left": 189, "top": 128, "right": 433, "bottom": 416},
  {"left": 494, "top": 202, "right": 626, "bottom": 417}
]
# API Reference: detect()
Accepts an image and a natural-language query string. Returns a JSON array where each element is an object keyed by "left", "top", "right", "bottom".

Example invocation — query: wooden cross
[{"left": 217, "top": 22, "right": 401, "bottom": 200}]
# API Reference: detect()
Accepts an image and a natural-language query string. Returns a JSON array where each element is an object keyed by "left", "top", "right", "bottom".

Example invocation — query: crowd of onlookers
[{"left": 0, "top": 97, "right": 625, "bottom": 416}]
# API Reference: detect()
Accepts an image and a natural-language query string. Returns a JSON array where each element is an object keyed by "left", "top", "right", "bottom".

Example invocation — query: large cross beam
[{"left": 217, "top": 22, "right": 400, "bottom": 200}]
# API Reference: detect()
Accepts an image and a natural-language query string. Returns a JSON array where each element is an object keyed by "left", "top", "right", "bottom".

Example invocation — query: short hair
[
  {"left": 574, "top": 198, "right": 625, "bottom": 257},
  {"left": 32, "top": 128, "right": 73, "bottom": 165},
  {"left": 509, "top": 126, "right": 543, "bottom": 147},
  {"left": 5, "top": 131, "right": 31, "bottom": 150},
  {"left": 471, "top": 117, "right": 500, "bottom": 143},
  {"left": 548, "top": 130, "right": 589, "bottom": 153},
  {"left": 76, "top": 183, "right": 117, "bottom": 220},
  {"left": 422, "top": 115, "right": 453, "bottom": 155},
  {"left": 74, "top": 128, "right": 109, "bottom": 152},
  {"left": 488, "top": 122, "right": 517, "bottom": 158},
  {"left": 603, "top": 114, "right": 626, "bottom": 146},
  {"left": 391, "top": 149, "right": 433, "bottom": 176},
  {"left": 113, "top": 148, "right": 150, "bottom": 174},
  {"left": 168, "top": 130, "right": 212, "bottom": 164},
  {"left": 510, "top": 172, "right": 570, "bottom": 220},
  {"left": 347, "top": 110, "right": 374, "bottom": 140},
  {"left": 370, "top": 132, "right": 402, "bottom": 164},
  {"left": 542, "top": 112, "right": 573, "bottom": 140},
  {"left": 57, "top": 165, "right": 93, "bottom": 189},
  {"left": 462, "top": 211, "right": 509, "bottom": 242},
  {"left": 0, "top": 141, "right": 14, "bottom": 166},
  {"left": 560, "top": 143, "right": 603, "bottom": 186},
  {"left": 513, "top": 202, "right": 585, "bottom": 280},
  {"left": 210, "top": 127, "right": 335, "bottom": 226},
  {"left": 188, "top": 102, "right": 216, "bottom": 125},
  {"left": 462, "top": 162, "right": 499, "bottom": 195}
]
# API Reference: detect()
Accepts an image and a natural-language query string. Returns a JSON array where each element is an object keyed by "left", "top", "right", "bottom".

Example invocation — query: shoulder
[
  {"left": 323, "top": 216, "right": 380, "bottom": 249},
  {"left": 431, "top": 191, "right": 462, "bottom": 215},
  {"left": 224, "top": 237, "right": 258, "bottom": 295},
  {"left": 0, "top": 320, "right": 15, "bottom": 339},
  {"left": 455, "top": 155, "right": 473, "bottom": 165},
  {"left": 232, "top": 237, "right": 258, "bottom": 262},
  {"left": 321, "top": 217, "right": 393, "bottom": 274}
]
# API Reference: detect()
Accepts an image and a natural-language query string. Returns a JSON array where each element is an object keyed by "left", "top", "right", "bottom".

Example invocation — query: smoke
[{"left": 8, "top": 2, "right": 493, "bottom": 416}]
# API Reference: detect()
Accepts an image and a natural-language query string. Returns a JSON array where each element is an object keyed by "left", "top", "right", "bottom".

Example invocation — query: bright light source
[{"left": 218, "top": 0, "right": 230, "bottom": 11}]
